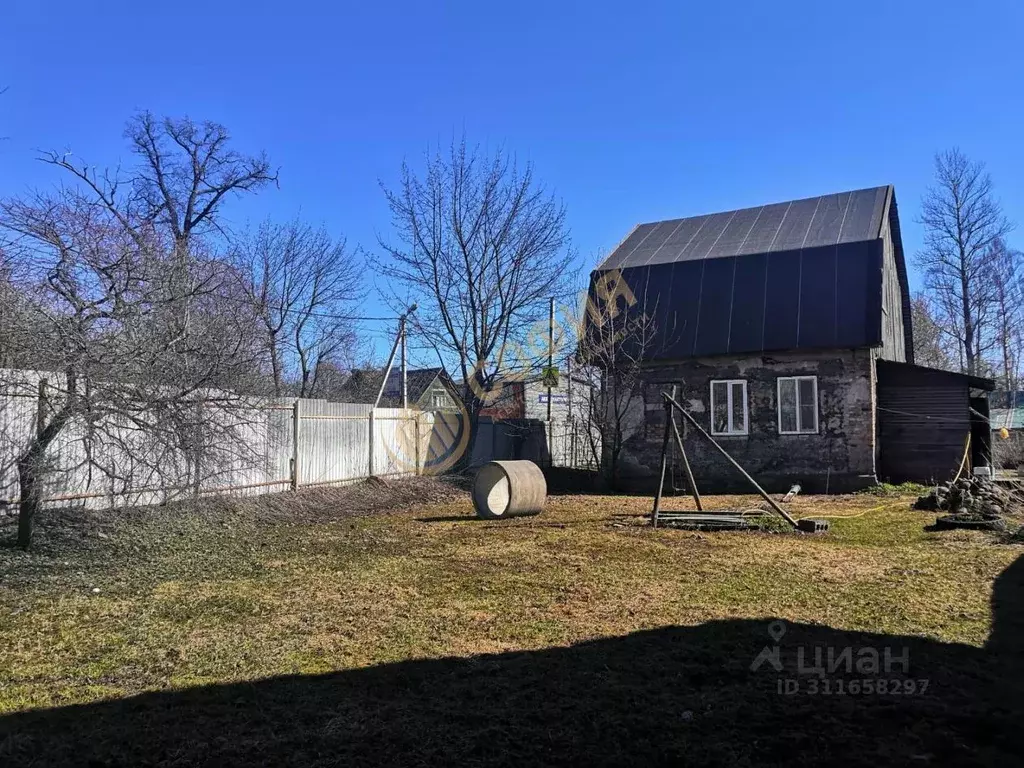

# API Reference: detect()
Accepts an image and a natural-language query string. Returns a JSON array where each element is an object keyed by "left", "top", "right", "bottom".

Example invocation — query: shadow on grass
[
  {"left": 414, "top": 514, "right": 479, "bottom": 523},
  {"left": 3, "top": 556, "right": 1024, "bottom": 767}
]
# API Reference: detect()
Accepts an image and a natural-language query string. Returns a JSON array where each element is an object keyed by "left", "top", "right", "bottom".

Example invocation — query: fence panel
[
  {"left": 297, "top": 401, "right": 371, "bottom": 488},
  {"left": 0, "top": 370, "right": 425, "bottom": 511},
  {"left": 1, "top": 366, "right": 600, "bottom": 513}
]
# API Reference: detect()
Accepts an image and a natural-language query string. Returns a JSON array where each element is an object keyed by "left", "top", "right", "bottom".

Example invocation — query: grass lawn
[{"left": 1, "top": 478, "right": 1023, "bottom": 766}]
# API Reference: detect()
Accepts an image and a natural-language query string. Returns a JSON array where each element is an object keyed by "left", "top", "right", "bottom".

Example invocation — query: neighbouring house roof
[
  {"left": 589, "top": 185, "right": 913, "bottom": 361},
  {"left": 991, "top": 409, "right": 1024, "bottom": 430},
  {"left": 992, "top": 391, "right": 1024, "bottom": 409},
  {"left": 378, "top": 367, "right": 459, "bottom": 407},
  {"left": 991, "top": 392, "right": 1024, "bottom": 429},
  {"left": 337, "top": 367, "right": 433, "bottom": 405},
  {"left": 337, "top": 366, "right": 461, "bottom": 408}
]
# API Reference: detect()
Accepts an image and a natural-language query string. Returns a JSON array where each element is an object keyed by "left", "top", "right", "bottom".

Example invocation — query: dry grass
[{"left": 1, "top": 479, "right": 1023, "bottom": 766}]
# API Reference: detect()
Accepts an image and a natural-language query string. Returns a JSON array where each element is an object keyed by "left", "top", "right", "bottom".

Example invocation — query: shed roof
[{"left": 877, "top": 360, "right": 996, "bottom": 392}]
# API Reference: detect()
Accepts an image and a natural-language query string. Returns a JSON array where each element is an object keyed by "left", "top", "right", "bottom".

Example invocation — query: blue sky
[{"left": 2, "top": 0, "right": 1022, "bottom": 358}]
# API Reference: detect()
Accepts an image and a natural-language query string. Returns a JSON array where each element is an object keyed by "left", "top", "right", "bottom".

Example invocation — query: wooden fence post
[
  {"left": 368, "top": 409, "right": 375, "bottom": 477},
  {"left": 291, "top": 399, "right": 301, "bottom": 491},
  {"left": 414, "top": 413, "right": 421, "bottom": 476}
]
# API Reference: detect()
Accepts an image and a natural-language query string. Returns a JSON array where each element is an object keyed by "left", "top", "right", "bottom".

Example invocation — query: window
[
  {"left": 777, "top": 376, "right": 818, "bottom": 434},
  {"left": 710, "top": 380, "right": 748, "bottom": 435},
  {"left": 431, "top": 391, "right": 449, "bottom": 409}
]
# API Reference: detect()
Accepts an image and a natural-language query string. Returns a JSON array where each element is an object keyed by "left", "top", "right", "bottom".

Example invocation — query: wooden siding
[
  {"left": 877, "top": 361, "right": 971, "bottom": 483},
  {"left": 878, "top": 208, "right": 907, "bottom": 362}
]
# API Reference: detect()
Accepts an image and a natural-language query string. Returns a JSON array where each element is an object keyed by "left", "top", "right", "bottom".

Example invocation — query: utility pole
[
  {"left": 401, "top": 317, "right": 408, "bottom": 410},
  {"left": 547, "top": 297, "right": 554, "bottom": 424},
  {"left": 372, "top": 303, "right": 417, "bottom": 410},
  {"left": 547, "top": 297, "right": 554, "bottom": 465}
]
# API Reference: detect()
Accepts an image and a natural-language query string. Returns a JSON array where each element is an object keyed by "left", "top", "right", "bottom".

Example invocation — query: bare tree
[
  {"left": 916, "top": 148, "right": 1012, "bottom": 375},
  {"left": 0, "top": 250, "right": 18, "bottom": 369},
  {"left": 989, "top": 238, "right": 1024, "bottom": 396},
  {"left": 377, "top": 139, "right": 575, "bottom": 461},
  {"left": 570, "top": 264, "right": 673, "bottom": 488},
  {"left": 910, "top": 293, "right": 957, "bottom": 371},
  {"left": 235, "top": 219, "right": 365, "bottom": 397},
  {"left": 0, "top": 113, "right": 276, "bottom": 548}
]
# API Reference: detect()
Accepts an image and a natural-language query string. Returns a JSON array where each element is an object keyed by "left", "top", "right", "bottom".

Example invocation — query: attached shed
[{"left": 876, "top": 361, "right": 995, "bottom": 483}]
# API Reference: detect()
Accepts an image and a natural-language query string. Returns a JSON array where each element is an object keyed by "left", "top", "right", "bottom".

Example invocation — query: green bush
[{"left": 860, "top": 481, "right": 930, "bottom": 497}]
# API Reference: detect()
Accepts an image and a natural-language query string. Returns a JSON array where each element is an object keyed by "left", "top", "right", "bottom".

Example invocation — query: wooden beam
[
  {"left": 669, "top": 413, "right": 703, "bottom": 511},
  {"left": 651, "top": 385, "right": 676, "bottom": 527},
  {"left": 663, "top": 393, "right": 798, "bottom": 529}
]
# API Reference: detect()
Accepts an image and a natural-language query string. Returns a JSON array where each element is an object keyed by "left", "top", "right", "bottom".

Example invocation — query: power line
[
  {"left": 877, "top": 405, "right": 993, "bottom": 425},
  {"left": 209, "top": 291, "right": 400, "bottom": 323}
]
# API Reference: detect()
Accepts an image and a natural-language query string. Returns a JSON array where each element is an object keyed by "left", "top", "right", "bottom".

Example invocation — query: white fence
[
  {"left": 0, "top": 367, "right": 602, "bottom": 513},
  {"left": 0, "top": 372, "right": 435, "bottom": 512}
]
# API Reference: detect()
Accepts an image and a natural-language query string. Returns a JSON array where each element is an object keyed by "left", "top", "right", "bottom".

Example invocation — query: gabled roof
[
  {"left": 338, "top": 367, "right": 457, "bottom": 406},
  {"left": 598, "top": 186, "right": 891, "bottom": 269},
  {"left": 380, "top": 367, "right": 456, "bottom": 406},
  {"left": 588, "top": 185, "right": 912, "bottom": 360}
]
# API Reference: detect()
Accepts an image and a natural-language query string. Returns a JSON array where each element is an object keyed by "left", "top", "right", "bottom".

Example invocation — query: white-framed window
[
  {"left": 777, "top": 376, "right": 818, "bottom": 434},
  {"left": 431, "top": 391, "right": 449, "bottom": 409},
  {"left": 710, "top": 380, "right": 748, "bottom": 436}
]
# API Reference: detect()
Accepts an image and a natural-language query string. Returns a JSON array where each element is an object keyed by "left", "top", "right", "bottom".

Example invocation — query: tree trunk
[
  {"left": 456, "top": 402, "right": 483, "bottom": 474},
  {"left": 961, "top": 258, "right": 976, "bottom": 375},
  {"left": 269, "top": 334, "right": 283, "bottom": 396},
  {"left": 16, "top": 455, "right": 41, "bottom": 549}
]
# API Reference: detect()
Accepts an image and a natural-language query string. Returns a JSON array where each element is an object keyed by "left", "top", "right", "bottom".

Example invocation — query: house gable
[{"left": 587, "top": 185, "right": 913, "bottom": 363}]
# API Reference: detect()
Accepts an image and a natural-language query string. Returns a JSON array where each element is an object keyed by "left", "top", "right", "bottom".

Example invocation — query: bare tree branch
[
  {"left": 0, "top": 113, "right": 277, "bottom": 548},
  {"left": 915, "top": 148, "right": 1013, "bottom": 375},
  {"left": 375, "top": 138, "right": 575, "bottom": 462},
  {"left": 234, "top": 219, "right": 365, "bottom": 397}
]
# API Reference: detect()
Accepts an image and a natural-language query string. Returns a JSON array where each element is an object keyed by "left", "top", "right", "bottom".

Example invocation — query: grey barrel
[{"left": 472, "top": 460, "right": 546, "bottom": 519}]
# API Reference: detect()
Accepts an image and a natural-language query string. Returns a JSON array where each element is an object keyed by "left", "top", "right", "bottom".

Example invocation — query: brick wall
[{"left": 616, "top": 349, "right": 877, "bottom": 493}]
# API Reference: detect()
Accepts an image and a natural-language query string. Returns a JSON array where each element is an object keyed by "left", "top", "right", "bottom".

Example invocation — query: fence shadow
[{"left": 3, "top": 555, "right": 1023, "bottom": 767}]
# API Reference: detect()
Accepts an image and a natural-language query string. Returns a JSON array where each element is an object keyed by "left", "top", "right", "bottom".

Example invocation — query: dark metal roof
[
  {"left": 598, "top": 186, "right": 890, "bottom": 269},
  {"left": 877, "top": 360, "right": 996, "bottom": 392},
  {"left": 588, "top": 185, "right": 911, "bottom": 360}
]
